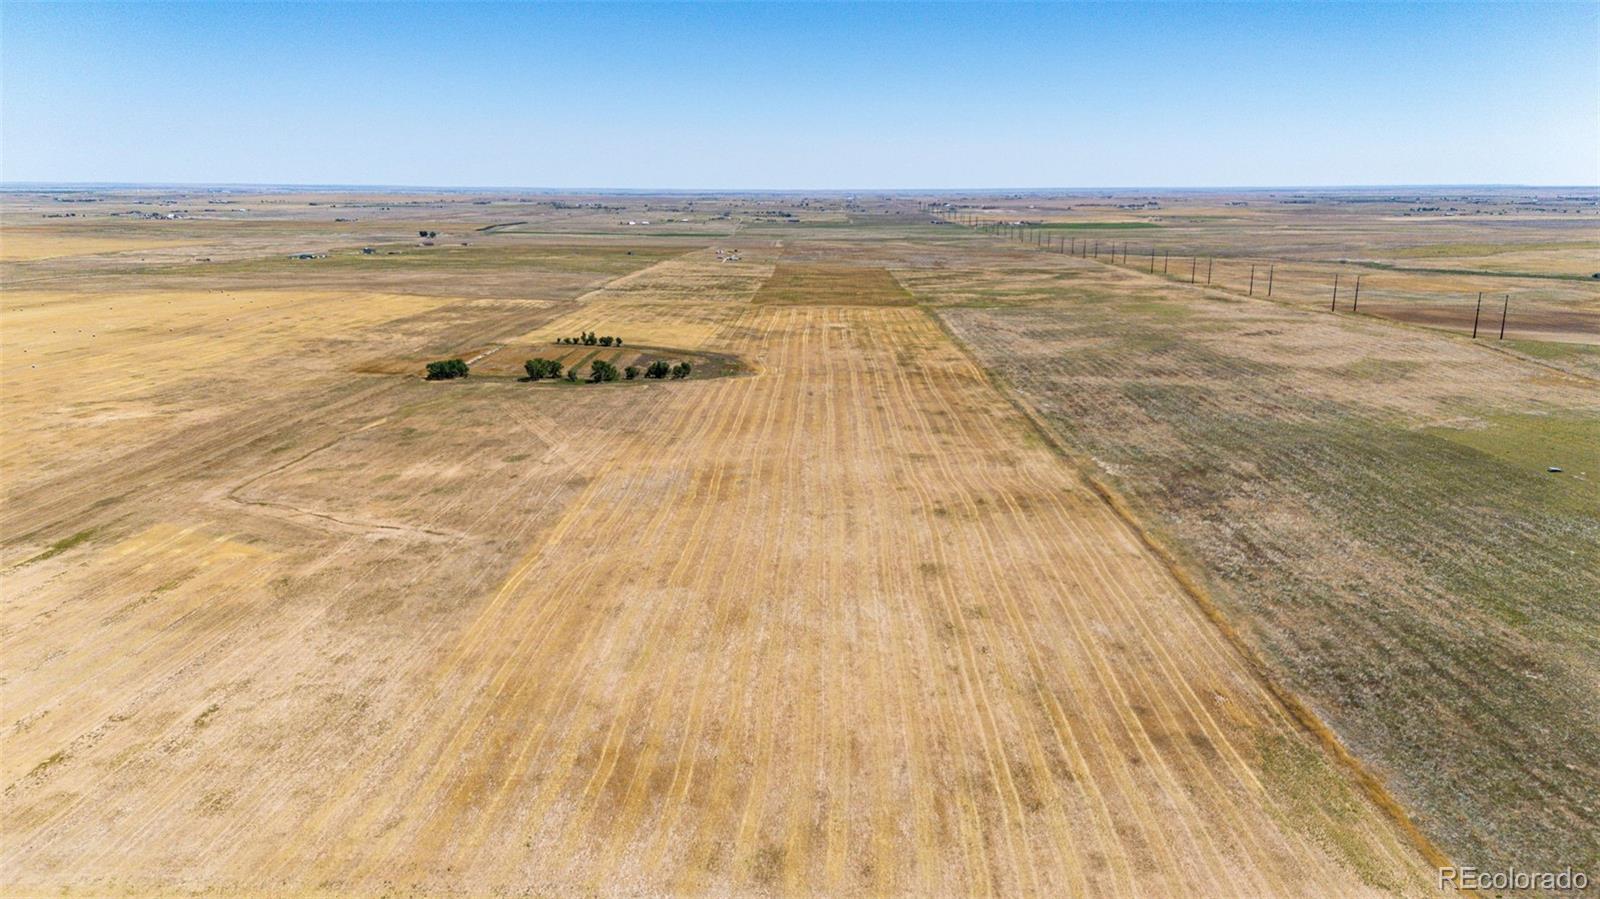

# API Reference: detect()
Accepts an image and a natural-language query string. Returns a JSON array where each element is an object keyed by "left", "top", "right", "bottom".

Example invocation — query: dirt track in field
[{"left": 1, "top": 198, "right": 1457, "bottom": 895}]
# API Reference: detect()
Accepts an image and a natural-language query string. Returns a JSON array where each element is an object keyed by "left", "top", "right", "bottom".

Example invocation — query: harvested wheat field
[{"left": 9, "top": 188, "right": 1593, "bottom": 896}]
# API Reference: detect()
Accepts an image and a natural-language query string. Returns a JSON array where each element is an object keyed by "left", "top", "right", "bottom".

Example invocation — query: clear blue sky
[{"left": 2, "top": 1, "right": 1595, "bottom": 188}]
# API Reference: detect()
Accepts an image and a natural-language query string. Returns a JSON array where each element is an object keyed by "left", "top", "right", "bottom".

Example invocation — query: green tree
[
  {"left": 599, "top": 336, "right": 613, "bottom": 347},
  {"left": 624, "top": 365, "right": 640, "bottom": 380},
  {"left": 671, "top": 361, "right": 692, "bottom": 379},
  {"left": 646, "top": 360, "right": 671, "bottom": 379},
  {"left": 589, "top": 359, "right": 620, "bottom": 382},
  {"left": 524, "top": 358, "right": 562, "bottom": 380},
  {"left": 425, "top": 359, "right": 469, "bottom": 380}
]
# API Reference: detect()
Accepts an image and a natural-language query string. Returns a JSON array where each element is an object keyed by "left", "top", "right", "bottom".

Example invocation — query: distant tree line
[
  {"left": 522, "top": 356, "right": 691, "bottom": 384},
  {"left": 558, "top": 331, "right": 622, "bottom": 347},
  {"left": 425, "top": 353, "right": 692, "bottom": 386}
]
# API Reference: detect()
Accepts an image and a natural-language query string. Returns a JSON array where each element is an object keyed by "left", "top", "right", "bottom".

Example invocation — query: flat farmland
[
  {"left": 922, "top": 244, "right": 1600, "bottom": 881},
  {"left": 754, "top": 261, "right": 916, "bottom": 306},
  {"left": 0, "top": 193, "right": 1454, "bottom": 896},
  {"left": 936, "top": 190, "right": 1600, "bottom": 374}
]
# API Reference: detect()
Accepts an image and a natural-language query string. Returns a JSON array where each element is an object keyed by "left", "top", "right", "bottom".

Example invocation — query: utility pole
[
  {"left": 1163, "top": 251, "right": 1169, "bottom": 273},
  {"left": 1353, "top": 274, "right": 1362, "bottom": 310},
  {"left": 1150, "top": 247, "right": 1156, "bottom": 272},
  {"left": 1331, "top": 274, "right": 1340, "bottom": 311},
  {"left": 1248, "top": 264, "right": 1255, "bottom": 296},
  {"left": 1267, "top": 264, "right": 1274, "bottom": 297},
  {"left": 1472, "top": 291, "right": 1483, "bottom": 338},
  {"left": 1206, "top": 257, "right": 1213, "bottom": 284},
  {"left": 1499, "top": 294, "right": 1510, "bottom": 339},
  {"left": 1190, "top": 256, "right": 1197, "bottom": 283}
]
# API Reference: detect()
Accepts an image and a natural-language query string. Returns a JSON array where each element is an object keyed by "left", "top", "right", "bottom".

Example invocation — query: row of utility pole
[{"left": 940, "top": 208, "right": 1516, "bottom": 340}]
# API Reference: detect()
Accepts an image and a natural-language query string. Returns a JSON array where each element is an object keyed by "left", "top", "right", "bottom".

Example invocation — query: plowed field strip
[{"left": 282, "top": 307, "right": 1435, "bottom": 893}]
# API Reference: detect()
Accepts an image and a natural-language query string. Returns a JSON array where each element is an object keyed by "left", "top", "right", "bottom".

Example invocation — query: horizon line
[{"left": 4, "top": 181, "right": 1598, "bottom": 195}]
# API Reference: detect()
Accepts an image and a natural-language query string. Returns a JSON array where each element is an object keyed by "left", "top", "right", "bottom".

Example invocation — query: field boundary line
[{"left": 921, "top": 304, "right": 1470, "bottom": 891}]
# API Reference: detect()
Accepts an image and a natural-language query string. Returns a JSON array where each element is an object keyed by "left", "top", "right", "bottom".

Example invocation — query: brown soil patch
[{"left": 1358, "top": 298, "right": 1600, "bottom": 342}]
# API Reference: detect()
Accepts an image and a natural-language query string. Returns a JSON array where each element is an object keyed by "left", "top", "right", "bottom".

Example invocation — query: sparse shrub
[
  {"left": 671, "top": 361, "right": 692, "bottom": 380},
  {"left": 589, "top": 359, "right": 620, "bottom": 382},
  {"left": 425, "top": 359, "right": 469, "bottom": 380},
  {"left": 646, "top": 360, "right": 671, "bottom": 379},
  {"left": 624, "top": 365, "right": 640, "bottom": 380},
  {"left": 524, "top": 358, "right": 562, "bottom": 380},
  {"left": 564, "top": 367, "right": 577, "bottom": 382}
]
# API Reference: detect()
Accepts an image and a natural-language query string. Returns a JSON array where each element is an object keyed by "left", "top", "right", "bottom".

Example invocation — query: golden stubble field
[{"left": 0, "top": 196, "right": 1449, "bottom": 895}]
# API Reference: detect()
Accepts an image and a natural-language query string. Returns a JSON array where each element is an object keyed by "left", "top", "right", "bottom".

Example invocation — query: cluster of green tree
[
  {"left": 523, "top": 358, "right": 563, "bottom": 380},
  {"left": 557, "top": 332, "right": 622, "bottom": 347},
  {"left": 425, "top": 359, "right": 469, "bottom": 380},
  {"left": 417, "top": 230, "right": 439, "bottom": 238},
  {"left": 646, "top": 360, "right": 692, "bottom": 379},
  {"left": 519, "top": 357, "right": 691, "bottom": 386}
]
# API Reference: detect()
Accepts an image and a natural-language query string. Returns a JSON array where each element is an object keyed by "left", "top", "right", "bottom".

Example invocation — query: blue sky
[{"left": 2, "top": 2, "right": 1595, "bottom": 188}]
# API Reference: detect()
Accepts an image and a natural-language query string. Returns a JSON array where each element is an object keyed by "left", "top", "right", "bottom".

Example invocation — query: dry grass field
[
  {"left": 2, "top": 187, "right": 1595, "bottom": 895},
  {"left": 931, "top": 190, "right": 1600, "bottom": 371},
  {"left": 927, "top": 255, "right": 1600, "bottom": 882}
]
